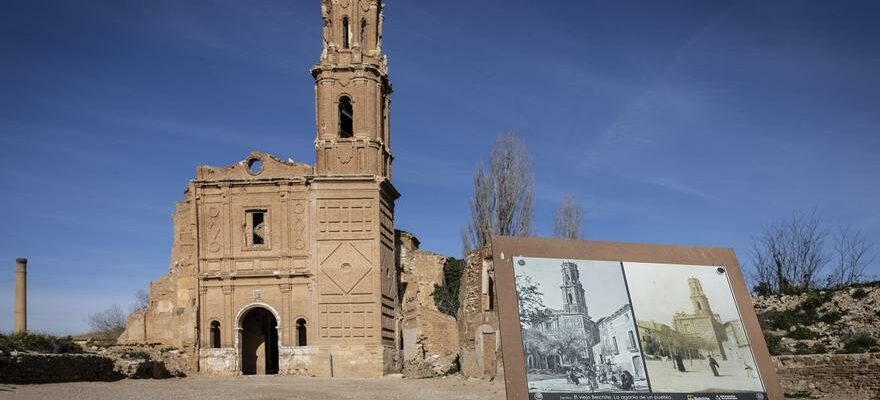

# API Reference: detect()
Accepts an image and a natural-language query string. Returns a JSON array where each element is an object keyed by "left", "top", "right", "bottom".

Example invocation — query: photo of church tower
[
  {"left": 516, "top": 258, "right": 648, "bottom": 394},
  {"left": 624, "top": 262, "right": 764, "bottom": 393},
  {"left": 119, "top": 0, "right": 401, "bottom": 378},
  {"left": 671, "top": 278, "right": 730, "bottom": 360}
]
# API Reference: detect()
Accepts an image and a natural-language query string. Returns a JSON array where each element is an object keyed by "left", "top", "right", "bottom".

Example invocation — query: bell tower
[
  {"left": 313, "top": 0, "right": 392, "bottom": 178},
  {"left": 689, "top": 277, "right": 714, "bottom": 317},
  {"left": 560, "top": 261, "right": 589, "bottom": 315}
]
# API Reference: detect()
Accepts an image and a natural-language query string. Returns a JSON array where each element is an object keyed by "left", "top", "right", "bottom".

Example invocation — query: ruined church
[{"left": 122, "top": 0, "right": 422, "bottom": 378}]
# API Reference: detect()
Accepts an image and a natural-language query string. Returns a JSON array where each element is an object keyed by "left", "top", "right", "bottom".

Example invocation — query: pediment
[{"left": 195, "top": 151, "right": 313, "bottom": 181}]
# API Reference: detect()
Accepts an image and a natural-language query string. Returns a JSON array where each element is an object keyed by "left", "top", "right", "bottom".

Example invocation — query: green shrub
[
  {"left": 793, "top": 342, "right": 812, "bottom": 355},
  {"left": 121, "top": 349, "right": 151, "bottom": 360},
  {"left": 752, "top": 282, "right": 774, "bottom": 296},
  {"left": 818, "top": 311, "right": 842, "bottom": 325},
  {"left": 759, "top": 310, "right": 802, "bottom": 331},
  {"left": 801, "top": 292, "right": 833, "bottom": 312},
  {"left": 444, "top": 358, "right": 460, "bottom": 375},
  {"left": 433, "top": 258, "right": 464, "bottom": 317},
  {"left": 811, "top": 343, "right": 828, "bottom": 354},
  {"left": 759, "top": 291, "right": 838, "bottom": 334},
  {"left": 0, "top": 332, "right": 81, "bottom": 354},
  {"left": 851, "top": 288, "right": 868, "bottom": 299},
  {"left": 789, "top": 326, "right": 818, "bottom": 340},
  {"left": 840, "top": 333, "right": 879, "bottom": 354},
  {"left": 764, "top": 332, "right": 784, "bottom": 355}
]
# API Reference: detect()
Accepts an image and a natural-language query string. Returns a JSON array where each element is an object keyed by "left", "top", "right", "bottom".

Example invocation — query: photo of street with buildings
[
  {"left": 623, "top": 262, "right": 765, "bottom": 393},
  {"left": 515, "top": 257, "right": 649, "bottom": 395}
]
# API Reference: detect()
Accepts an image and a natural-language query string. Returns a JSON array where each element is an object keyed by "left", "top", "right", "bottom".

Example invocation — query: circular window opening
[{"left": 247, "top": 158, "right": 264, "bottom": 175}]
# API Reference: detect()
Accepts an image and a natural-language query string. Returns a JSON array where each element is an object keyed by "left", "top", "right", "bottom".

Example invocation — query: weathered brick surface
[
  {"left": 773, "top": 353, "right": 880, "bottom": 399},
  {"left": 398, "top": 232, "right": 460, "bottom": 378},
  {"left": 0, "top": 353, "right": 122, "bottom": 384},
  {"left": 457, "top": 248, "right": 503, "bottom": 379}
]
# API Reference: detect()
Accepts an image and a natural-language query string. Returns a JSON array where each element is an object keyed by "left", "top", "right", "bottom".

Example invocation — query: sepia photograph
[
  {"left": 623, "top": 262, "right": 765, "bottom": 393},
  {"left": 514, "top": 257, "right": 649, "bottom": 395}
]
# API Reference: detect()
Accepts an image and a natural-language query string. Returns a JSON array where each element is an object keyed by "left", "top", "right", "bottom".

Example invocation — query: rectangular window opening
[{"left": 246, "top": 210, "right": 268, "bottom": 248}]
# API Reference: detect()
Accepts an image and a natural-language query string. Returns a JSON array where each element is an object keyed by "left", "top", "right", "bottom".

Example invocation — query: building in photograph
[
  {"left": 524, "top": 261, "right": 598, "bottom": 370},
  {"left": 639, "top": 277, "right": 747, "bottom": 362},
  {"left": 671, "top": 278, "right": 730, "bottom": 360},
  {"left": 592, "top": 304, "right": 645, "bottom": 380}
]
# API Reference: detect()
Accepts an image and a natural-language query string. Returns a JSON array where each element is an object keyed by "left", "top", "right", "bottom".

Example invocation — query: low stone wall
[
  {"left": 773, "top": 353, "right": 880, "bottom": 399},
  {"left": 0, "top": 353, "right": 122, "bottom": 384},
  {"left": 196, "top": 345, "right": 391, "bottom": 378}
]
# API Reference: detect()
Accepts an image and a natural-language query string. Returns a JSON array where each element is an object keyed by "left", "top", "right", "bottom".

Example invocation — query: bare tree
[
  {"left": 130, "top": 289, "right": 150, "bottom": 313},
  {"left": 88, "top": 304, "right": 127, "bottom": 334},
  {"left": 750, "top": 211, "right": 828, "bottom": 294},
  {"left": 827, "top": 225, "right": 875, "bottom": 288},
  {"left": 553, "top": 194, "right": 584, "bottom": 239},
  {"left": 463, "top": 132, "right": 535, "bottom": 252}
]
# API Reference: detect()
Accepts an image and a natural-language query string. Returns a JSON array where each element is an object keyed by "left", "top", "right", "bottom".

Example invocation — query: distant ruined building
[{"left": 120, "top": 0, "right": 458, "bottom": 378}]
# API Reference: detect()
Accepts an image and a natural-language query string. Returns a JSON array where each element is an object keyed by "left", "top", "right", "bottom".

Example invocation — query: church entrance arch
[{"left": 238, "top": 305, "right": 279, "bottom": 375}]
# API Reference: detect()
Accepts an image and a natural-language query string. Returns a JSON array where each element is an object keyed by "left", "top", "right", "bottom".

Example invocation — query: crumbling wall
[
  {"left": 0, "top": 353, "right": 121, "bottom": 384},
  {"left": 0, "top": 351, "right": 182, "bottom": 384},
  {"left": 397, "top": 231, "right": 460, "bottom": 378},
  {"left": 119, "top": 195, "right": 199, "bottom": 357},
  {"left": 773, "top": 353, "right": 880, "bottom": 400},
  {"left": 456, "top": 247, "right": 502, "bottom": 379}
]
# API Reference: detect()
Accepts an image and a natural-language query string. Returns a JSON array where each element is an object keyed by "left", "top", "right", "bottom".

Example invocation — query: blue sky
[{"left": 1, "top": 0, "right": 878, "bottom": 334}]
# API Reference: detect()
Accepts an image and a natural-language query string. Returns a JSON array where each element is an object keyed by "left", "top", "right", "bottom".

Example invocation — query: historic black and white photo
[
  {"left": 514, "top": 257, "right": 649, "bottom": 394},
  {"left": 623, "top": 262, "right": 765, "bottom": 393}
]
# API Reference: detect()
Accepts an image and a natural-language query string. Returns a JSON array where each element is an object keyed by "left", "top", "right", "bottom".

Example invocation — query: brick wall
[
  {"left": 773, "top": 353, "right": 880, "bottom": 399},
  {"left": 0, "top": 353, "right": 122, "bottom": 384}
]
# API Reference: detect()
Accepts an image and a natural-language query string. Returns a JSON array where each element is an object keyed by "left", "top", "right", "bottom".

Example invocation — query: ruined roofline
[
  {"left": 195, "top": 150, "right": 313, "bottom": 181},
  {"left": 189, "top": 150, "right": 398, "bottom": 196},
  {"left": 395, "top": 229, "right": 458, "bottom": 260}
]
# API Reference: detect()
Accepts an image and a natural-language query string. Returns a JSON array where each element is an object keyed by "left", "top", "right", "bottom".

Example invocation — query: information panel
[{"left": 492, "top": 237, "right": 782, "bottom": 400}]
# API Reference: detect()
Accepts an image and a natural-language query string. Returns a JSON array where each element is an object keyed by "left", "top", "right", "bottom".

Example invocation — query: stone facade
[
  {"left": 457, "top": 248, "right": 502, "bottom": 379},
  {"left": 773, "top": 353, "right": 880, "bottom": 399},
  {"left": 591, "top": 305, "right": 646, "bottom": 380},
  {"left": 671, "top": 278, "right": 730, "bottom": 359},
  {"left": 397, "top": 232, "right": 459, "bottom": 377},
  {"left": 122, "top": 0, "right": 403, "bottom": 378}
]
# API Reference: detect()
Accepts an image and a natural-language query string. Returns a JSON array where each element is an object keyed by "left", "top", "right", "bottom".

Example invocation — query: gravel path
[{"left": 0, "top": 375, "right": 507, "bottom": 400}]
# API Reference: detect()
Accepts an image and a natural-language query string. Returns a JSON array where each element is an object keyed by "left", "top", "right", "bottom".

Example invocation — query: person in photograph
[
  {"left": 744, "top": 361, "right": 755, "bottom": 379},
  {"left": 620, "top": 369, "right": 634, "bottom": 390},
  {"left": 709, "top": 355, "right": 720, "bottom": 377},
  {"left": 586, "top": 364, "right": 599, "bottom": 391},
  {"left": 566, "top": 366, "right": 581, "bottom": 386},
  {"left": 674, "top": 353, "right": 686, "bottom": 372}
]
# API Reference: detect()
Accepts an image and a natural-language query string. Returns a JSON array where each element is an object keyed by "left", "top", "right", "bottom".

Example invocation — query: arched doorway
[{"left": 240, "top": 307, "right": 279, "bottom": 375}]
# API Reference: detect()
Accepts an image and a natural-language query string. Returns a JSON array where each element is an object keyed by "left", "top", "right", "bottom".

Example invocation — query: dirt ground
[{"left": 0, "top": 375, "right": 507, "bottom": 400}]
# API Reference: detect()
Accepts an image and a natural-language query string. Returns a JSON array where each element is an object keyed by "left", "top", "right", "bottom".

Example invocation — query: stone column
[{"left": 14, "top": 258, "right": 27, "bottom": 333}]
